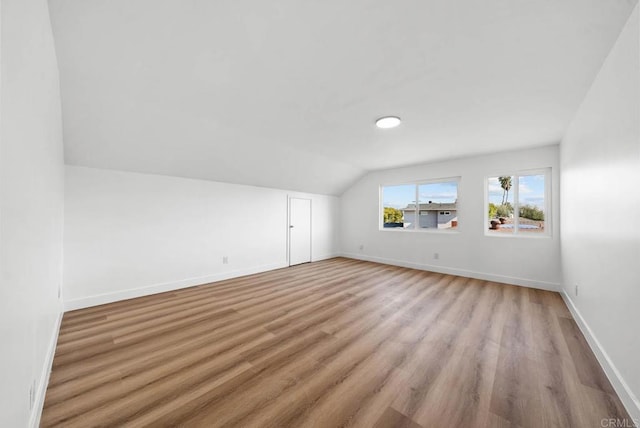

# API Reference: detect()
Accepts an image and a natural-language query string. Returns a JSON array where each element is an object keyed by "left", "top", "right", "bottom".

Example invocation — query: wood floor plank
[
  {"left": 41, "top": 257, "right": 631, "bottom": 427},
  {"left": 411, "top": 339, "right": 500, "bottom": 428},
  {"left": 558, "top": 317, "right": 617, "bottom": 394},
  {"left": 374, "top": 406, "right": 423, "bottom": 428}
]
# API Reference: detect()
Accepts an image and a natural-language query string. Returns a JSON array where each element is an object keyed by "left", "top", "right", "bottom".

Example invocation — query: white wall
[
  {"left": 0, "top": 0, "right": 65, "bottom": 426},
  {"left": 560, "top": 5, "right": 640, "bottom": 421},
  {"left": 63, "top": 166, "right": 340, "bottom": 309},
  {"left": 340, "top": 145, "right": 561, "bottom": 290}
]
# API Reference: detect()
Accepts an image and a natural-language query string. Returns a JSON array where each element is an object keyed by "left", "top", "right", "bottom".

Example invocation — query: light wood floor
[{"left": 42, "top": 258, "right": 630, "bottom": 427}]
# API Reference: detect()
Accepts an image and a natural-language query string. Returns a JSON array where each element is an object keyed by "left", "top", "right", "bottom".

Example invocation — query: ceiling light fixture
[{"left": 375, "top": 116, "right": 401, "bottom": 129}]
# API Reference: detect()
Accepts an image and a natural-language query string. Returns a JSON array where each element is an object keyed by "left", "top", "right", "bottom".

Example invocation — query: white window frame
[
  {"left": 379, "top": 176, "right": 461, "bottom": 233},
  {"left": 484, "top": 168, "right": 551, "bottom": 238}
]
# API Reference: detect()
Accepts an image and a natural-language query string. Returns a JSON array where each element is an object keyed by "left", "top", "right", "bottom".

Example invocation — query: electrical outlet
[
  {"left": 433, "top": 252, "right": 439, "bottom": 260},
  {"left": 222, "top": 256, "right": 228, "bottom": 264},
  {"left": 29, "top": 380, "right": 35, "bottom": 410},
  {"left": 575, "top": 284, "right": 579, "bottom": 296},
  {"left": 358, "top": 244, "right": 364, "bottom": 251}
]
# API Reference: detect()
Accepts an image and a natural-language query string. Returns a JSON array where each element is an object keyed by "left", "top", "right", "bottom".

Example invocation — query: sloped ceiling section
[{"left": 49, "top": 0, "right": 637, "bottom": 195}]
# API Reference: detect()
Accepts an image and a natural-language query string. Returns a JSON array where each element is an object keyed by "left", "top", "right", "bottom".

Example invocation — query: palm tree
[{"left": 498, "top": 176, "right": 512, "bottom": 205}]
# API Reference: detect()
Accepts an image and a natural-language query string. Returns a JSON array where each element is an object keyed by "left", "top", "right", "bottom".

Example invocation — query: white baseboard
[
  {"left": 341, "top": 253, "right": 560, "bottom": 291},
  {"left": 63, "top": 262, "right": 288, "bottom": 311},
  {"left": 560, "top": 291, "right": 640, "bottom": 423},
  {"left": 30, "top": 310, "right": 63, "bottom": 428},
  {"left": 311, "top": 253, "right": 341, "bottom": 262}
]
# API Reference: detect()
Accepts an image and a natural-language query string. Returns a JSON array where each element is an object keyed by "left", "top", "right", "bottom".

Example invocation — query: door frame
[{"left": 287, "top": 196, "right": 312, "bottom": 266}]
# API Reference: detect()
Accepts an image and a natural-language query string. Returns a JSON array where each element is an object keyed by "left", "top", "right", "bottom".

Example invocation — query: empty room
[{"left": 2, "top": 0, "right": 639, "bottom": 427}]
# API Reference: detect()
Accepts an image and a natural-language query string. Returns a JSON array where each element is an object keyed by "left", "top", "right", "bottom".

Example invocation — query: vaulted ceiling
[{"left": 49, "top": 0, "right": 637, "bottom": 194}]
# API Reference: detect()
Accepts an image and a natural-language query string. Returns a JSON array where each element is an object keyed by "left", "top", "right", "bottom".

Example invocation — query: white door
[{"left": 289, "top": 198, "right": 311, "bottom": 266}]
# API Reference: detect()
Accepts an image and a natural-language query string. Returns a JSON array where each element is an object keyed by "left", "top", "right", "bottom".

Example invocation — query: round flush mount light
[{"left": 375, "top": 116, "right": 401, "bottom": 129}]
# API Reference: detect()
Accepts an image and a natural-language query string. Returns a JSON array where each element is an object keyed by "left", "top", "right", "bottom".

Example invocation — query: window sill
[
  {"left": 484, "top": 232, "right": 552, "bottom": 239},
  {"left": 379, "top": 228, "right": 461, "bottom": 234}
]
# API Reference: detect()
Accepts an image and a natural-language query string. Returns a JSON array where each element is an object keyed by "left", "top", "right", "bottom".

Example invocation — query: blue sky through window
[
  {"left": 519, "top": 174, "right": 545, "bottom": 208},
  {"left": 383, "top": 181, "right": 458, "bottom": 209},
  {"left": 488, "top": 175, "right": 544, "bottom": 208},
  {"left": 419, "top": 182, "right": 458, "bottom": 204},
  {"left": 382, "top": 184, "right": 415, "bottom": 209}
]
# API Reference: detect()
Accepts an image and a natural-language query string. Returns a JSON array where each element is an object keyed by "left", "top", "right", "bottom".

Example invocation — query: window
[
  {"left": 381, "top": 178, "right": 459, "bottom": 231},
  {"left": 381, "top": 184, "right": 415, "bottom": 229},
  {"left": 486, "top": 169, "right": 549, "bottom": 236}
]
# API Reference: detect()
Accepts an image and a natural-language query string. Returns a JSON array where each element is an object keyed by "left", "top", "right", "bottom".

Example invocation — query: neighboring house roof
[{"left": 402, "top": 203, "right": 457, "bottom": 212}]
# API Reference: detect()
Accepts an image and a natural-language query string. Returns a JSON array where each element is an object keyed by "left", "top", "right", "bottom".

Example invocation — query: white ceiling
[{"left": 49, "top": 0, "right": 637, "bottom": 195}]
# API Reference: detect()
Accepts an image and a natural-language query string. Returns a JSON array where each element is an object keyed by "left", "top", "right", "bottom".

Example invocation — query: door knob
[{"left": 289, "top": 225, "right": 294, "bottom": 228}]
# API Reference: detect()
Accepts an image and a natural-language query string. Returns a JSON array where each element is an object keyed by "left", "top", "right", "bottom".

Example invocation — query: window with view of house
[
  {"left": 381, "top": 179, "right": 459, "bottom": 230},
  {"left": 486, "top": 170, "right": 549, "bottom": 236}
]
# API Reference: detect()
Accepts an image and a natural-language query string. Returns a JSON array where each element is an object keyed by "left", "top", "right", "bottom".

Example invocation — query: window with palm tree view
[
  {"left": 487, "top": 170, "right": 548, "bottom": 235},
  {"left": 381, "top": 179, "right": 459, "bottom": 230}
]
